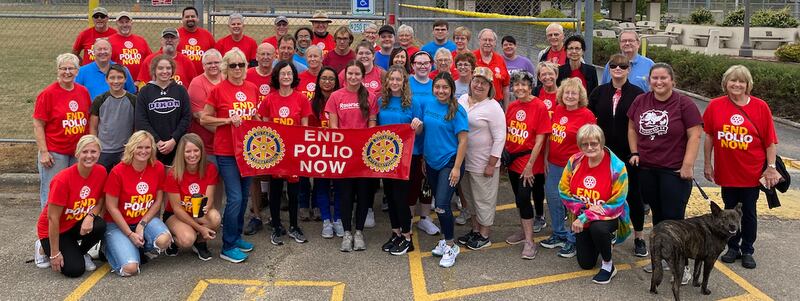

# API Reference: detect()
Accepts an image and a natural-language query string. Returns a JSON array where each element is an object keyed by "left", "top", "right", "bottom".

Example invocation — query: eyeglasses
[
  {"left": 609, "top": 64, "right": 629, "bottom": 70},
  {"left": 228, "top": 63, "right": 247, "bottom": 69},
  {"left": 414, "top": 61, "right": 431, "bottom": 67},
  {"left": 580, "top": 141, "right": 601, "bottom": 148},
  {"left": 456, "top": 63, "right": 472, "bottom": 68},
  {"left": 620, "top": 39, "right": 638, "bottom": 44}
]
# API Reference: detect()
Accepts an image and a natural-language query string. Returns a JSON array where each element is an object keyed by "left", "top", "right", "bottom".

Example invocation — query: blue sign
[{"left": 352, "top": 0, "right": 374, "bottom": 15}]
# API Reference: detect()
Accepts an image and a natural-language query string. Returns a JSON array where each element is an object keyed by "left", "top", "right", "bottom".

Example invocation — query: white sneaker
[
  {"left": 34, "top": 240, "right": 50, "bottom": 268},
  {"left": 364, "top": 208, "right": 376, "bottom": 228},
  {"left": 417, "top": 218, "right": 440, "bottom": 235},
  {"left": 681, "top": 266, "right": 692, "bottom": 285},
  {"left": 321, "top": 220, "right": 334, "bottom": 239},
  {"left": 455, "top": 210, "right": 471, "bottom": 225},
  {"left": 431, "top": 239, "right": 447, "bottom": 257},
  {"left": 439, "top": 244, "right": 460, "bottom": 268},
  {"left": 87, "top": 242, "right": 101, "bottom": 259},
  {"left": 83, "top": 254, "right": 97, "bottom": 272},
  {"left": 333, "top": 219, "right": 345, "bottom": 237}
]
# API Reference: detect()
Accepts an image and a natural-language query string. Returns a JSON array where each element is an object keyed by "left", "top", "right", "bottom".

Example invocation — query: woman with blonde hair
[
  {"left": 104, "top": 130, "right": 172, "bottom": 276},
  {"left": 532, "top": 61, "right": 560, "bottom": 116},
  {"left": 162, "top": 133, "right": 221, "bottom": 261}
]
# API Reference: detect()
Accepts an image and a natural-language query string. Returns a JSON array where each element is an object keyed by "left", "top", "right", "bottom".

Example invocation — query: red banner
[{"left": 233, "top": 121, "right": 415, "bottom": 179}]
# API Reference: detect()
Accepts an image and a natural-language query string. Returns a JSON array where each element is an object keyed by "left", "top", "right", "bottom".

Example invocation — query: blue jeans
[
  {"left": 38, "top": 151, "right": 75, "bottom": 209},
  {"left": 426, "top": 157, "right": 464, "bottom": 241},
  {"left": 216, "top": 155, "right": 252, "bottom": 251},
  {"left": 104, "top": 218, "right": 170, "bottom": 275},
  {"left": 313, "top": 178, "right": 341, "bottom": 221},
  {"left": 545, "top": 162, "right": 574, "bottom": 243},
  {"left": 298, "top": 177, "right": 313, "bottom": 209}
]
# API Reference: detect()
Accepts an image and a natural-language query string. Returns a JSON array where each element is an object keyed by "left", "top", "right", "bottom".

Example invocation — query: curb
[{"left": 0, "top": 173, "right": 39, "bottom": 186}]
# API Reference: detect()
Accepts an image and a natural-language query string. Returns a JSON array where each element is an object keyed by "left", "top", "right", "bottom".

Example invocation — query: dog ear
[
  {"left": 710, "top": 201, "right": 722, "bottom": 215},
  {"left": 735, "top": 203, "right": 743, "bottom": 215}
]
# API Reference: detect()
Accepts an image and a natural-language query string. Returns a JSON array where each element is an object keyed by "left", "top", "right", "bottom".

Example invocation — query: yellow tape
[{"left": 399, "top": 4, "right": 580, "bottom": 30}]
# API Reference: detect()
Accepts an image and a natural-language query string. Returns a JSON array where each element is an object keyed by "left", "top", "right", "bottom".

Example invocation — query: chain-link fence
[{"left": 667, "top": 0, "right": 800, "bottom": 20}]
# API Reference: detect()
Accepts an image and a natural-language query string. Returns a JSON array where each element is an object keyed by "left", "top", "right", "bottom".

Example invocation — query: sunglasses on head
[
  {"left": 228, "top": 63, "right": 247, "bottom": 69},
  {"left": 609, "top": 64, "right": 629, "bottom": 70}
]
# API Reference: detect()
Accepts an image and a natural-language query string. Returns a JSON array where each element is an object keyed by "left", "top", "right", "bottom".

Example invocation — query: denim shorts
[{"left": 104, "top": 218, "right": 171, "bottom": 275}]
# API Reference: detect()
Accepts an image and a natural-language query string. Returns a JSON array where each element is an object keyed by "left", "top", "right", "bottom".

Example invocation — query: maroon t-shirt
[{"left": 627, "top": 91, "right": 702, "bottom": 170}]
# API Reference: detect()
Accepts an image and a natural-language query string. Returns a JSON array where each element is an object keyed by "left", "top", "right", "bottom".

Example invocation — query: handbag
[{"left": 501, "top": 150, "right": 529, "bottom": 167}]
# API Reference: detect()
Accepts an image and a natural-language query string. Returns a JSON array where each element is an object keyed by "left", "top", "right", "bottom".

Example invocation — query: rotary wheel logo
[
  {"left": 515, "top": 110, "right": 526, "bottom": 121},
  {"left": 242, "top": 126, "right": 285, "bottom": 169},
  {"left": 583, "top": 176, "right": 597, "bottom": 189},
  {"left": 362, "top": 130, "right": 404, "bottom": 173},
  {"left": 188, "top": 183, "right": 200, "bottom": 195},
  {"left": 316, "top": 42, "right": 326, "bottom": 50},
  {"left": 189, "top": 38, "right": 198, "bottom": 46},
  {"left": 730, "top": 114, "right": 744, "bottom": 126},
  {"left": 69, "top": 100, "right": 79, "bottom": 112},
  {"left": 136, "top": 182, "right": 149, "bottom": 195},
  {"left": 124, "top": 41, "right": 134, "bottom": 49},
  {"left": 235, "top": 91, "right": 247, "bottom": 102},
  {"left": 306, "top": 82, "right": 316, "bottom": 92},
  {"left": 79, "top": 186, "right": 91, "bottom": 199},
  {"left": 543, "top": 99, "right": 553, "bottom": 110},
  {"left": 259, "top": 84, "right": 271, "bottom": 95},
  {"left": 559, "top": 116, "right": 568, "bottom": 125}
]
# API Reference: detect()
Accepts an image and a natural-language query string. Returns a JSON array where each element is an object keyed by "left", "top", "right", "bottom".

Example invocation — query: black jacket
[
  {"left": 556, "top": 62, "right": 599, "bottom": 95},
  {"left": 134, "top": 80, "right": 191, "bottom": 143},
  {"left": 587, "top": 80, "right": 644, "bottom": 159}
]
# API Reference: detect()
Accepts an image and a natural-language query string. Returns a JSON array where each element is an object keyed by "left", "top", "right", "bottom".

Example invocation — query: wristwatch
[
  {"left": 139, "top": 220, "right": 148, "bottom": 228},
  {"left": 768, "top": 163, "right": 777, "bottom": 169}
]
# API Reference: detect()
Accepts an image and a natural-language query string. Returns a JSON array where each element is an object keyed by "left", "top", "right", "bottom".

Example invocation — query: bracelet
[
  {"left": 49, "top": 252, "right": 62, "bottom": 260},
  {"left": 127, "top": 231, "right": 135, "bottom": 237}
]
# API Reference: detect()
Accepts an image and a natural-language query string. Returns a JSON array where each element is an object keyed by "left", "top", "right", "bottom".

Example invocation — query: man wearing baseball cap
[
  {"left": 215, "top": 13, "right": 258, "bottom": 65},
  {"left": 137, "top": 28, "right": 198, "bottom": 88},
  {"left": 309, "top": 10, "right": 334, "bottom": 57},
  {"left": 72, "top": 7, "right": 118, "bottom": 65},
  {"left": 263, "top": 16, "right": 289, "bottom": 50},
  {"left": 178, "top": 6, "right": 216, "bottom": 73},
  {"left": 108, "top": 11, "right": 152, "bottom": 79},
  {"left": 374, "top": 25, "right": 395, "bottom": 70}
]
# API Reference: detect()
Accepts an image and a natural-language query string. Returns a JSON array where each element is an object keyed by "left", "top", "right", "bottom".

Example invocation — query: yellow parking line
[
  {"left": 408, "top": 231, "right": 431, "bottom": 301},
  {"left": 714, "top": 264, "right": 774, "bottom": 301},
  {"left": 206, "top": 278, "right": 266, "bottom": 286},
  {"left": 718, "top": 293, "right": 758, "bottom": 301},
  {"left": 330, "top": 283, "right": 346, "bottom": 301},
  {"left": 64, "top": 263, "right": 110, "bottom": 301},
  {"left": 273, "top": 280, "right": 342, "bottom": 287},
  {"left": 186, "top": 280, "right": 209, "bottom": 301}
]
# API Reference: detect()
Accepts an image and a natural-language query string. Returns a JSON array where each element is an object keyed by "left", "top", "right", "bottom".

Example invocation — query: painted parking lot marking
[{"left": 186, "top": 279, "right": 346, "bottom": 301}]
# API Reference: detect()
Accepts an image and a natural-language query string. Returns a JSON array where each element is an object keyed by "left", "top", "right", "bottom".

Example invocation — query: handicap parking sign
[{"left": 352, "top": 0, "right": 374, "bottom": 15}]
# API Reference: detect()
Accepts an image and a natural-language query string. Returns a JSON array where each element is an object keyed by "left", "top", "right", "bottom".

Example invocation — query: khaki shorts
[{"left": 460, "top": 168, "right": 500, "bottom": 226}]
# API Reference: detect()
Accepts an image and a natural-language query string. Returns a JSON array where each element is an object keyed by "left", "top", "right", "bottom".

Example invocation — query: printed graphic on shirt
[
  {"left": 64, "top": 100, "right": 88, "bottom": 135},
  {"left": 716, "top": 114, "right": 753, "bottom": 150},
  {"left": 638, "top": 109, "right": 669, "bottom": 140},
  {"left": 148, "top": 97, "right": 182, "bottom": 114},
  {"left": 230, "top": 92, "right": 257, "bottom": 119},
  {"left": 259, "top": 84, "right": 271, "bottom": 96},
  {"left": 64, "top": 185, "right": 97, "bottom": 221},
  {"left": 181, "top": 38, "right": 205, "bottom": 62},
  {"left": 550, "top": 117, "right": 568, "bottom": 144},
  {"left": 126, "top": 181, "right": 155, "bottom": 218},
  {"left": 176, "top": 182, "right": 201, "bottom": 213},
  {"left": 120, "top": 42, "right": 143, "bottom": 66},
  {"left": 507, "top": 109, "right": 530, "bottom": 145},
  {"left": 575, "top": 175, "right": 604, "bottom": 206}
]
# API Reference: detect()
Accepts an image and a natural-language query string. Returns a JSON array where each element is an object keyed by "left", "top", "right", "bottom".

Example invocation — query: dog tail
[{"left": 650, "top": 235, "right": 664, "bottom": 293}]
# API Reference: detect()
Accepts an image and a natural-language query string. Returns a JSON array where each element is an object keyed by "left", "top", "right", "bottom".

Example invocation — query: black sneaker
[
  {"left": 192, "top": 242, "right": 213, "bottom": 261},
  {"left": 382, "top": 233, "right": 400, "bottom": 252},
  {"left": 457, "top": 231, "right": 479, "bottom": 245},
  {"left": 634, "top": 238, "right": 649, "bottom": 257},
  {"left": 466, "top": 235, "right": 492, "bottom": 250},
  {"left": 390, "top": 238, "right": 414, "bottom": 255},
  {"left": 592, "top": 266, "right": 617, "bottom": 284},
  {"left": 165, "top": 242, "right": 179, "bottom": 256},
  {"left": 721, "top": 248, "right": 741, "bottom": 263},
  {"left": 271, "top": 225, "right": 286, "bottom": 246},
  {"left": 741, "top": 254, "right": 756, "bottom": 269},
  {"left": 288, "top": 226, "right": 308, "bottom": 243},
  {"left": 243, "top": 217, "right": 264, "bottom": 236}
]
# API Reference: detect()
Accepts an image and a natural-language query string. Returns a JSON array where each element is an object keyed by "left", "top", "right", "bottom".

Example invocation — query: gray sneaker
[
  {"left": 364, "top": 209, "right": 376, "bottom": 228},
  {"left": 353, "top": 230, "right": 366, "bottom": 251},
  {"left": 643, "top": 259, "right": 671, "bottom": 273},
  {"left": 321, "top": 220, "right": 334, "bottom": 239},
  {"left": 680, "top": 266, "right": 692, "bottom": 285},
  {"left": 288, "top": 226, "right": 308, "bottom": 243},
  {"left": 533, "top": 216, "right": 547, "bottom": 233},
  {"left": 333, "top": 219, "right": 345, "bottom": 237},
  {"left": 340, "top": 231, "right": 353, "bottom": 252}
]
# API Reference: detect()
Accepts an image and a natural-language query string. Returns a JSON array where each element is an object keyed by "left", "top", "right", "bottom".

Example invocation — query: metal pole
[
  {"left": 207, "top": 0, "right": 214, "bottom": 33},
  {"left": 585, "top": 0, "right": 594, "bottom": 64},
  {"left": 195, "top": 0, "right": 204, "bottom": 28},
  {"left": 385, "top": 0, "right": 391, "bottom": 25},
  {"left": 396, "top": 0, "right": 402, "bottom": 26},
  {"left": 739, "top": 0, "right": 752, "bottom": 57}
]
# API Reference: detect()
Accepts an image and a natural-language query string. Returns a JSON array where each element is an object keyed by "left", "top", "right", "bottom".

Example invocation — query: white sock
[{"left": 601, "top": 260, "right": 613, "bottom": 272}]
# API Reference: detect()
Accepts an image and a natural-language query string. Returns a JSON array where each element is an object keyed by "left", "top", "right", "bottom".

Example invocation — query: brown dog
[{"left": 649, "top": 201, "right": 743, "bottom": 301}]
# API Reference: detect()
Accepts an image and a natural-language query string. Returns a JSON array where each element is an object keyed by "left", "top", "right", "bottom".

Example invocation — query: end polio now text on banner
[{"left": 233, "top": 121, "right": 415, "bottom": 179}]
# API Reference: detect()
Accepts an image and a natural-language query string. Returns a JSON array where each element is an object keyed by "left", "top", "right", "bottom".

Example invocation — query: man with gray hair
[
  {"left": 473, "top": 28, "right": 511, "bottom": 107},
  {"left": 600, "top": 30, "right": 654, "bottom": 91},
  {"left": 363, "top": 22, "right": 379, "bottom": 49},
  {"left": 537, "top": 23, "right": 567, "bottom": 65},
  {"left": 76, "top": 39, "right": 136, "bottom": 100},
  {"left": 137, "top": 28, "right": 198, "bottom": 87},
  {"left": 215, "top": 13, "right": 258, "bottom": 65}
]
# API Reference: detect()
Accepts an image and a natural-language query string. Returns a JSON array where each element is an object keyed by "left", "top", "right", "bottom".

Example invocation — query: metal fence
[{"left": 666, "top": 0, "right": 800, "bottom": 20}]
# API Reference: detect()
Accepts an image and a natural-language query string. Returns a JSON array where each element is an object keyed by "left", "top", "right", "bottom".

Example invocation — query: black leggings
[
  {"left": 576, "top": 219, "right": 617, "bottom": 270},
  {"left": 269, "top": 179, "right": 299, "bottom": 228},
  {"left": 335, "top": 178, "right": 375, "bottom": 231},
  {"left": 626, "top": 163, "right": 645, "bottom": 231},
  {"left": 508, "top": 170, "right": 545, "bottom": 219},
  {"left": 40, "top": 217, "right": 106, "bottom": 278},
  {"left": 384, "top": 178, "right": 412, "bottom": 233},
  {"left": 407, "top": 155, "right": 433, "bottom": 206},
  {"left": 639, "top": 167, "right": 691, "bottom": 226},
  {"left": 721, "top": 186, "right": 759, "bottom": 255}
]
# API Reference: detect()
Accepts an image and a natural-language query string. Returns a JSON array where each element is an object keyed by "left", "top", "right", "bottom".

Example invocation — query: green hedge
[{"left": 592, "top": 38, "right": 800, "bottom": 121}]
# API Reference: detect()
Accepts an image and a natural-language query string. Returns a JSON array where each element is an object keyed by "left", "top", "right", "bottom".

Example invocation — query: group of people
[{"left": 33, "top": 6, "right": 780, "bottom": 286}]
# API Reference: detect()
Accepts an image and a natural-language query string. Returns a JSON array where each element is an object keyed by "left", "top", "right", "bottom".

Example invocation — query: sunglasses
[
  {"left": 609, "top": 64, "right": 630, "bottom": 70},
  {"left": 93, "top": 14, "right": 108, "bottom": 19},
  {"left": 228, "top": 63, "right": 247, "bottom": 69}
]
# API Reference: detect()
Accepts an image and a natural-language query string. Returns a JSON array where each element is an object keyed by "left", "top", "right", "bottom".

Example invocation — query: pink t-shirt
[
  {"left": 338, "top": 66, "right": 384, "bottom": 95},
  {"left": 187, "top": 74, "right": 219, "bottom": 153},
  {"left": 323, "top": 88, "right": 378, "bottom": 129}
]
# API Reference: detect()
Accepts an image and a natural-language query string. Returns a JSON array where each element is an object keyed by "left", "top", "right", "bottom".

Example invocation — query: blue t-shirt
[
  {"left": 420, "top": 40, "right": 457, "bottom": 70},
  {"left": 75, "top": 62, "right": 137, "bottom": 101},
  {"left": 293, "top": 53, "right": 308, "bottom": 67},
  {"left": 375, "top": 52, "right": 391, "bottom": 71},
  {"left": 422, "top": 99, "right": 469, "bottom": 170},
  {"left": 600, "top": 53, "right": 654, "bottom": 92},
  {"left": 410, "top": 77, "right": 434, "bottom": 154},
  {"left": 378, "top": 95, "right": 423, "bottom": 155}
]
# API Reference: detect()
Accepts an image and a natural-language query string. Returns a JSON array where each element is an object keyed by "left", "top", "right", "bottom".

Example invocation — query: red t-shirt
[
  {"left": 187, "top": 74, "right": 219, "bottom": 153},
  {"left": 108, "top": 33, "right": 152, "bottom": 79},
  {"left": 568, "top": 151, "right": 613, "bottom": 207},
  {"left": 257, "top": 91, "right": 312, "bottom": 126},
  {"left": 627, "top": 92, "right": 703, "bottom": 169},
  {"left": 178, "top": 27, "right": 216, "bottom": 73},
  {"left": 163, "top": 163, "right": 219, "bottom": 214},
  {"left": 545, "top": 48, "right": 567, "bottom": 65},
  {"left": 548, "top": 105, "right": 596, "bottom": 166},
  {"left": 505, "top": 98, "right": 552, "bottom": 174},
  {"left": 206, "top": 80, "right": 259, "bottom": 156},
  {"left": 36, "top": 164, "right": 107, "bottom": 239},
  {"left": 103, "top": 161, "right": 166, "bottom": 225},
  {"left": 322, "top": 50, "right": 355, "bottom": 74},
  {"left": 324, "top": 88, "right": 378, "bottom": 129},
  {"left": 137, "top": 51, "right": 198, "bottom": 88},
  {"left": 406, "top": 46, "right": 420, "bottom": 57},
  {"left": 429, "top": 68, "right": 459, "bottom": 80},
  {"left": 245, "top": 67, "right": 273, "bottom": 107},
  {"left": 73, "top": 27, "right": 118, "bottom": 64},
  {"left": 338, "top": 66, "right": 384, "bottom": 95},
  {"left": 296, "top": 71, "right": 318, "bottom": 102},
  {"left": 312, "top": 34, "right": 335, "bottom": 58},
  {"left": 473, "top": 50, "right": 511, "bottom": 101},
  {"left": 703, "top": 96, "right": 778, "bottom": 187},
  {"left": 32, "top": 83, "right": 91, "bottom": 155},
  {"left": 216, "top": 35, "right": 258, "bottom": 63},
  {"left": 538, "top": 87, "right": 557, "bottom": 118},
  {"left": 569, "top": 68, "right": 588, "bottom": 90},
  {"left": 308, "top": 109, "right": 330, "bottom": 128},
  {"left": 263, "top": 35, "right": 278, "bottom": 48}
]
